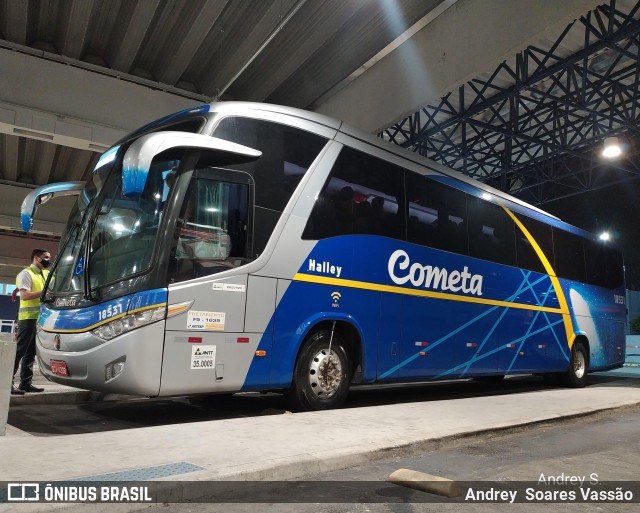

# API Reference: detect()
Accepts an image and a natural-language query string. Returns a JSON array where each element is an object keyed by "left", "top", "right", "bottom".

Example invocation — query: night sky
[{"left": 541, "top": 177, "right": 640, "bottom": 290}]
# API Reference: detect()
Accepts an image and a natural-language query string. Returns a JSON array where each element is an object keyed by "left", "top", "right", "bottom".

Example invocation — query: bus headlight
[{"left": 91, "top": 306, "right": 166, "bottom": 341}]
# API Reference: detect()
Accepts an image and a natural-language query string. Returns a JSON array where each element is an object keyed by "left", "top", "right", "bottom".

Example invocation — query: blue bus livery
[{"left": 21, "top": 102, "right": 625, "bottom": 411}]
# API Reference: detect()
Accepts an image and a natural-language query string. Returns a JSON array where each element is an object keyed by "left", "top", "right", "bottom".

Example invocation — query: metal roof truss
[{"left": 381, "top": 0, "right": 640, "bottom": 205}]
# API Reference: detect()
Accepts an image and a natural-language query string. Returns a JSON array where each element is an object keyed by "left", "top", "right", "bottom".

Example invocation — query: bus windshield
[
  {"left": 48, "top": 146, "right": 179, "bottom": 293},
  {"left": 47, "top": 149, "right": 116, "bottom": 294},
  {"left": 88, "top": 158, "right": 178, "bottom": 290}
]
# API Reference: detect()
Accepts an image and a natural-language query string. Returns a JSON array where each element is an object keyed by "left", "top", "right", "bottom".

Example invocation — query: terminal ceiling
[{"left": 0, "top": 0, "right": 639, "bottom": 280}]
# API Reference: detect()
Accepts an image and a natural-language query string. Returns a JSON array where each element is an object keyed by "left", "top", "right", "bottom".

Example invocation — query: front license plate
[{"left": 50, "top": 360, "right": 69, "bottom": 377}]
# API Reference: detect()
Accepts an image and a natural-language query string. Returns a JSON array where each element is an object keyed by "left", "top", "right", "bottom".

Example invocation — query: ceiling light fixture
[{"left": 602, "top": 137, "right": 622, "bottom": 159}]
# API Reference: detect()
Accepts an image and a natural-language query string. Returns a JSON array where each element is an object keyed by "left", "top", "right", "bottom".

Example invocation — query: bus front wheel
[
  {"left": 287, "top": 330, "right": 352, "bottom": 412},
  {"left": 563, "top": 341, "right": 588, "bottom": 388}
]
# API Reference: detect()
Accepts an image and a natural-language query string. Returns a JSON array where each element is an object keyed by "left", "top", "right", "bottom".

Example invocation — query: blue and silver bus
[{"left": 22, "top": 102, "right": 626, "bottom": 411}]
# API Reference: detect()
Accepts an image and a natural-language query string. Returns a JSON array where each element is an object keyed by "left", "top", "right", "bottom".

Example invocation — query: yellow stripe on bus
[
  {"left": 501, "top": 206, "right": 575, "bottom": 349},
  {"left": 293, "top": 273, "right": 563, "bottom": 314},
  {"left": 41, "top": 302, "right": 168, "bottom": 334}
]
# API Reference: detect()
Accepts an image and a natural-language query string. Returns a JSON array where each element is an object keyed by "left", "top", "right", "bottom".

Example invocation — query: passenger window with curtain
[
  {"left": 406, "top": 174, "right": 468, "bottom": 255},
  {"left": 213, "top": 117, "right": 328, "bottom": 256},
  {"left": 467, "top": 197, "right": 516, "bottom": 266},
  {"left": 302, "top": 146, "right": 406, "bottom": 240},
  {"left": 171, "top": 174, "right": 250, "bottom": 282}
]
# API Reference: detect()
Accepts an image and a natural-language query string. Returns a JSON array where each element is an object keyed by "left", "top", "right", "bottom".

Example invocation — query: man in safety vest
[{"left": 11, "top": 248, "right": 51, "bottom": 395}]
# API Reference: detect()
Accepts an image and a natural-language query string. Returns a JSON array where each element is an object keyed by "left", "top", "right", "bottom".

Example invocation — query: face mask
[{"left": 41, "top": 259, "right": 51, "bottom": 269}]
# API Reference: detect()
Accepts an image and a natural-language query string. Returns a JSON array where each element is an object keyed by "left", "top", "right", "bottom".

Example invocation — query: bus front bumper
[{"left": 36, "top": 321, "right": 165, "bottom": 397}]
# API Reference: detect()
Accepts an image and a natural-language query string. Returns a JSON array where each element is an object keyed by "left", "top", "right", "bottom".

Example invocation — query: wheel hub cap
[{"left": 309, "top": 349, "right": 342, "bottom": 398}]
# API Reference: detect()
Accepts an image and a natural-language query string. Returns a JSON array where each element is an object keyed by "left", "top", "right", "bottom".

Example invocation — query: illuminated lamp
[{"left": 602, "top": 137, "right": 622, "bottom": 158}]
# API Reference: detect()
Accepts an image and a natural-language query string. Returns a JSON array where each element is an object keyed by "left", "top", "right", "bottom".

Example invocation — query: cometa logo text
[{"left": 388, "top": 249, "right": 484, "bottom": 296}]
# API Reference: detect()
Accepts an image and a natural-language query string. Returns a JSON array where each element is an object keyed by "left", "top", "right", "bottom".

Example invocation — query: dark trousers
[{"left": 14, "top": 319, "right": 38, "bottom": 387}]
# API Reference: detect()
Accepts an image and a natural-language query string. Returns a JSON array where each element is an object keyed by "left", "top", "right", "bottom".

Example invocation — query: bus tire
[
  {"left": 286, "top": 330, "right": 352, "bottom": 412},
  {"left": 563, "top": 341, "right": 588, "bottom": 388}
]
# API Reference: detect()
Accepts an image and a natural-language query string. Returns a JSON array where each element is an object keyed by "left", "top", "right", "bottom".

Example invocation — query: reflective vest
[{"left": 17, "top": 266, "right": 48, "bottom": 320}]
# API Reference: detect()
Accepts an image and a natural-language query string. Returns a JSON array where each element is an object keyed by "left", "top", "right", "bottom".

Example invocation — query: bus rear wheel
[
  {"left": 562, "top": 341, "right": 588, "bottom": 388},
  {"left": 286, "top": 330, "right": 352, "bottom": 412}
]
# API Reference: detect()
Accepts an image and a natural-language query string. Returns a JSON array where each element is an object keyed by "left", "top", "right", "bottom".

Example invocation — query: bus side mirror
[
  {"left": 20, "top": 182, "right": 85, "bottom": 232},
  {"left": 121, "top": 132, "right": 261, "bottom": 197}
]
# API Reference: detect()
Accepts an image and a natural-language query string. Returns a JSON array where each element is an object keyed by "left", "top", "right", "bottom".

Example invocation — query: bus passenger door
[{"left": 160, "top": 167, "right": 258, "bottom": 395}]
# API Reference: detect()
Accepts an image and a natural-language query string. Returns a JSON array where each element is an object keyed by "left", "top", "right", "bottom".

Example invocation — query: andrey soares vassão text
[{"left": 464, "top": 475, "right": 635, "bottom": 504}]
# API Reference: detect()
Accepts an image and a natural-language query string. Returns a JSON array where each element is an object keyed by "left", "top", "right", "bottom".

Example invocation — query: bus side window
[
  {"left": 514, "top": 215, "right": 554, "bottom": 275},
  {"left": 604, "top": 246, "right": 624, "bottom": 289},
  {"left": 406, "top": 174, "right": 468, "bottom": 255},
  {"left": 213, "top": 117, "right": 328, "bottom": 257},
  {"left": 171, "top": 177, "right": 246, "bottom": 281},
  {"left": 303, "top": 146, "right": 405, "bottom": 240},
  {"left": 584, "top": 239, "right": 623, "bottom": 288},
  {"left": 584, "top": 239, "right": 608, "bottom": 287},
  {"left": 553, "top": 228, "right": 587, "bottom": 283},
  {"left": 467, "top": 197, "right": 516, "bottom": 267}
]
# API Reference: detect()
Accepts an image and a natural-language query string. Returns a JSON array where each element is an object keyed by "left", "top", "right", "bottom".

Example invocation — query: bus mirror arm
[
  {"left": 20, "top": 182, "right": 85, "bottom": 233},
  {"left": 122, "top": 132, "right": 261, "bottom": 197}
]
